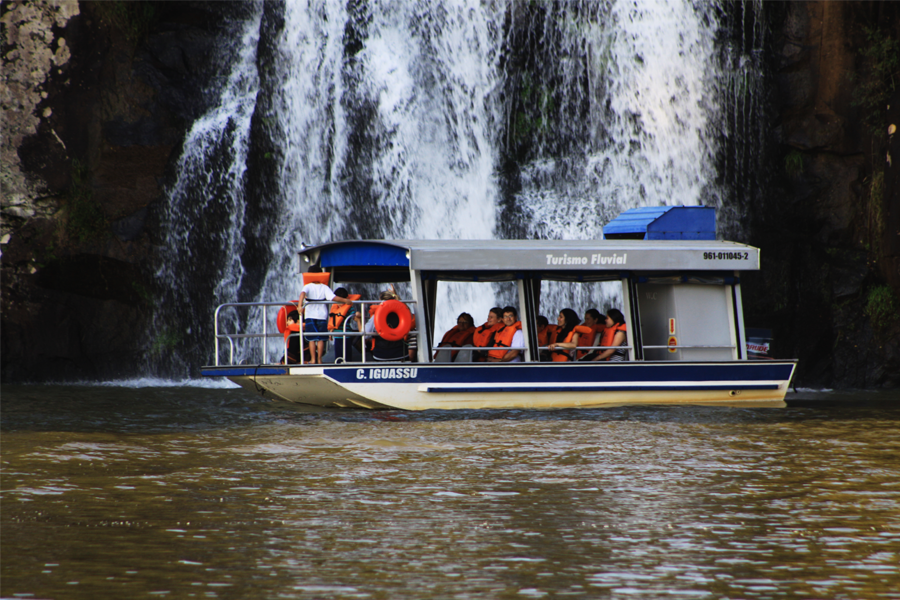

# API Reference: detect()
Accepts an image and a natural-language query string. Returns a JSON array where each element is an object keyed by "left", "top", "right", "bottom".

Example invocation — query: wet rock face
[
  {"left": 1, "top": 1, "right": 229, "bottom": 382},
  {"left": 1, "top": 1, "right": 79, "bottom": 228},
  {"left": 741, "top": 1, "right": 900, "bottom": 389}
]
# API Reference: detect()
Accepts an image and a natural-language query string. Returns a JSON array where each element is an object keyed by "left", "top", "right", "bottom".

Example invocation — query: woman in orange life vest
[
  {"left": 546, "top": 308, "right": 583, "bottom": 362},
  {"left": 472, "top": 307, "right": 504, "bottom": 362},
  {"left": 487, "top": 306, "right": 525, "bottom": 362},
  {"left": 590, "top": 308, "right": 628, "bottom": 362},
  {"left": 434, "top": 312, "right": 475, "bottom": 362},
  {"left": 576, "top": 308, "right": 607, "bottom": 361}
]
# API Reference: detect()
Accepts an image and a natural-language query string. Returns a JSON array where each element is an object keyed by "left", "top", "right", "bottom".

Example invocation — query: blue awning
[
  {"left": 603, "top": 206, "right": 716, "bottom": 240},
  {"left": 319, "top": 241, "right": 409, "bottom": 268}
]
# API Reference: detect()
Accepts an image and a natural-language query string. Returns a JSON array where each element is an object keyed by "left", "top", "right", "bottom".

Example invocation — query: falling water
[{"left": 155, "top": 0, "right": 752, "bottom": 372}]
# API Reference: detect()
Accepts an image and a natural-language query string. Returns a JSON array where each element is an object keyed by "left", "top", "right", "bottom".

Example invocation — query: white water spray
[{"left": 158, "top": 0, "right": 731, "bottom": 367}]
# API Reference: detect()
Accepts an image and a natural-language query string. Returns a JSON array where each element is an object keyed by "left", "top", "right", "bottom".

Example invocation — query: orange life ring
[
  {"left": 374, "top": 299, "right": 412, "bottom": 341},
  {"left": 276, "top": 301, "right": 301, "bottom": 334}
]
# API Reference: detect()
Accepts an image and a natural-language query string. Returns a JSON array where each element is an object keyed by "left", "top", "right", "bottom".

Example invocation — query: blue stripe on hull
[
  {"left": 202, "top": 366, "right": 288, "bottom": 377},
  {"left": 424, "top": 384, "right": 782, "bottom": 393},
  {"left": 325, "top": 362, "right": 795, "bottom": 384}
]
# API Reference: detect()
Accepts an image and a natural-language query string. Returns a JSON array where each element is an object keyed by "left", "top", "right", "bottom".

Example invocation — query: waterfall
[{"left": 156, "top": 0, "right": 736, "bottom": 370}]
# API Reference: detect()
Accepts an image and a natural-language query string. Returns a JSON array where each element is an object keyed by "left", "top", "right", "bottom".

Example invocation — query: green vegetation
[
  {"left": 784, "top": 150, "right": 804, "bottom": 177},
  {"left": 65, "top": 160, "right": 107, "bottom": 244},
  {"left": 865, "top": 284, "right": 898, "bottom": 332},
  {"left": 150, "top": 327, "right": 182, "bottom": 356},
  {"left": 94, "top": 1, "right": 159, "bottom": 45},
  {"left": 852, "top": 26, "right": 899, "bottom": 135}
]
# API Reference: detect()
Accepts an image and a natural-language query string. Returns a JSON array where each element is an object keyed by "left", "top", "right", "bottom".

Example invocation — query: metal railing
[
  {"left": 537, "top": 344, "right": 634, "bottom": 362},
  {"left": 213, "top": 299, "right": 418, "bottom": 366}
]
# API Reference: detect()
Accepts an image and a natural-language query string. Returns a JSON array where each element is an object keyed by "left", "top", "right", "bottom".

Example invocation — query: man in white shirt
[
  {"left": 297, "top": 267, "right": 352, "bottom": 364},
  {"left": 486, "top": 306, "right": 525, "bottom": 363}
]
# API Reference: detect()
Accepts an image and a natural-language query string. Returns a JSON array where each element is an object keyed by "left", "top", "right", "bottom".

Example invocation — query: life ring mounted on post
[{"left": 374, "top": 299, "right": 412, "bottom": 341}]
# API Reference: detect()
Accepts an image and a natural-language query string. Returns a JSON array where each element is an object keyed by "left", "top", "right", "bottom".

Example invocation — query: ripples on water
[{"left": 2, "top": 384, "right": 899, "bottom": 599}]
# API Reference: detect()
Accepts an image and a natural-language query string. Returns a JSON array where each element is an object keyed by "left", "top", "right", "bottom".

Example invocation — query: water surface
[{"left": 2, "top": 384, "right": 899, "bottom": 599}]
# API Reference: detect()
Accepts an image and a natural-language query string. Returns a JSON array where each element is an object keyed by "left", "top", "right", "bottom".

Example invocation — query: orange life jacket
[
  {"left": 537, "top": 324, "right": 558, "bottom": 347},
  {"left": 434, "top": 325, "right": 476, "bottom": 359},
  {"left": 576, "top": 325, "right": 606, "bottom": 360},
  {"left": 550, "top": 325, "right": 592, "bottom": 362},
  {"left": 488, "top": 322, "right": 522, "bottom": 359},
  {"left": 598, "top": 322, "right": 627, "bottom": 359},
  {"left": 472, "top": 322, "right": 503, "bottom": 347},
  {"left": 327, "top": 294, "right": 361, "bottom": 331},
  {"left": 302, "top": 271, "right": 330, "bottom": 285}
]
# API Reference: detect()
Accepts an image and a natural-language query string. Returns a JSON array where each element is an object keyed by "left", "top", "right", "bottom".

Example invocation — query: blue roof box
[{"left": 603, "top": 206, "right": 716, "bottom": 240}]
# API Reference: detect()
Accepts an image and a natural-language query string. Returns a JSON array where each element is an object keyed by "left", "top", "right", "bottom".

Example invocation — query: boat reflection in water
[{"left": 202, "top": 208, "right": 797, "bottom": 410}]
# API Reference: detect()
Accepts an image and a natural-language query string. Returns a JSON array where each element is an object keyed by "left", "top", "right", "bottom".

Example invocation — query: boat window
[
  {"left": 532, "top": 279, "right": 625, "bottom": 362},
  {"left": 432, "top": 281, "right": 519, "bottom": 339},
  {"left": 636, "top": 282, "right": 737, "bottom": 361}
]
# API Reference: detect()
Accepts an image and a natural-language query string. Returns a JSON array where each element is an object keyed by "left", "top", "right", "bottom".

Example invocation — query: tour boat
[{"left": 201, "top": 207, "right": 796, "bottom": 410}]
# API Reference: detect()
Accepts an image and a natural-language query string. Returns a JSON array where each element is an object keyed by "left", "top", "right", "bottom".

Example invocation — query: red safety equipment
[
  {"left": 276, "top": 301, "right": 302, "bottom": 334},
  {"left": 327, "top": 294, "right": 361, "bottom": 331},
  {"left": 302, "top": 272, "right": 331, "bottom": 286},
  {"left": 488, "top": 322, "right": 522, "bottom": 359},
  {"left": 433, "top": 325, "right": 476, "bottom": 360},
  {"left": 550, "top": 325, "right": 592, "bottom": 362},
  {"left": 472, "top": 322, "right": 503, "bottom": 347},
  {"left": 576, "top": 325, "right": 606, "bottom": 360},
  {"left": 537, "top": 324, "right": 559, "bottom": 348},
  {"left": 598, "top": 322, "right": 627, "bottom": 360},
  {"left": 374, "top": 299, "right": 413, "bottom": 341}
]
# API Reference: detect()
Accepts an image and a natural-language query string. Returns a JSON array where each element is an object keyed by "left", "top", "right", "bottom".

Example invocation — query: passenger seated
[
  {"left": 329, "top": 288, "right": 360, "bottom": 363},
  {"left": 536, "top": 315, "right": 558, "bottom": 361},
  {"left": 487, "top": 306, "right": 524, "bottom": 362},
  {"left": 547, "top": 308, "right": 582, "bottom": 362},
  {"left": 472, "top": 307, "right": 503, "bottom": 362},
  {"left": 590, "top": 308, "right": 628, "bottom": 362},
  {"left": 434, "top": 312, "right": 475, "bottom": 362},
  {"left": 577, "top": 308, "right": 606, "bottom": 361},
  {"left": 364, "top": 290, "right": 409, "bottom": 361}
]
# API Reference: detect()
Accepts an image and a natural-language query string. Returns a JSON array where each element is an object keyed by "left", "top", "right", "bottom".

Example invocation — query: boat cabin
[{"left": 290, "top": 207, "right": 757, "bottom": 365}]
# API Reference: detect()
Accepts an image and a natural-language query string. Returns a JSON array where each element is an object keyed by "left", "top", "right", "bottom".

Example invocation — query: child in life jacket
[
  {"left": 282, "top": 310, "right": 305, "bottom": 364},
  {"left": 486, "top": 306, "right": 524, "bottom": 362},
  {"left": 434, "top": 312, "right": 475, "bottom": 362}
]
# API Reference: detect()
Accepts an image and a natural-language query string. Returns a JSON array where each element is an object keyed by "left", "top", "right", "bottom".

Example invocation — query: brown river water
[{"left": 2, "top": 383, "right": 899, "bottom": 599}]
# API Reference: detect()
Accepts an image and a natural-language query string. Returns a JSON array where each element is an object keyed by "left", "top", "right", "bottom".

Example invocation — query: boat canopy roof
[
  {"left": 299, "top": 239, "right": 759, "bottom": 273},
  {"left": 603, "top": 206, "right": 716, "bottom": 240}
]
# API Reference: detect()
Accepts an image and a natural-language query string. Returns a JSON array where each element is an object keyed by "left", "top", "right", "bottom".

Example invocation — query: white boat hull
[{"left": 205, "top": 361, "right": 796, "bottom": 410}]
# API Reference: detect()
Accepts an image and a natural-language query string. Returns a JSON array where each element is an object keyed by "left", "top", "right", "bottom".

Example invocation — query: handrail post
[{"left": 263, "top": 305, "right": 268, "bottom": 365}]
